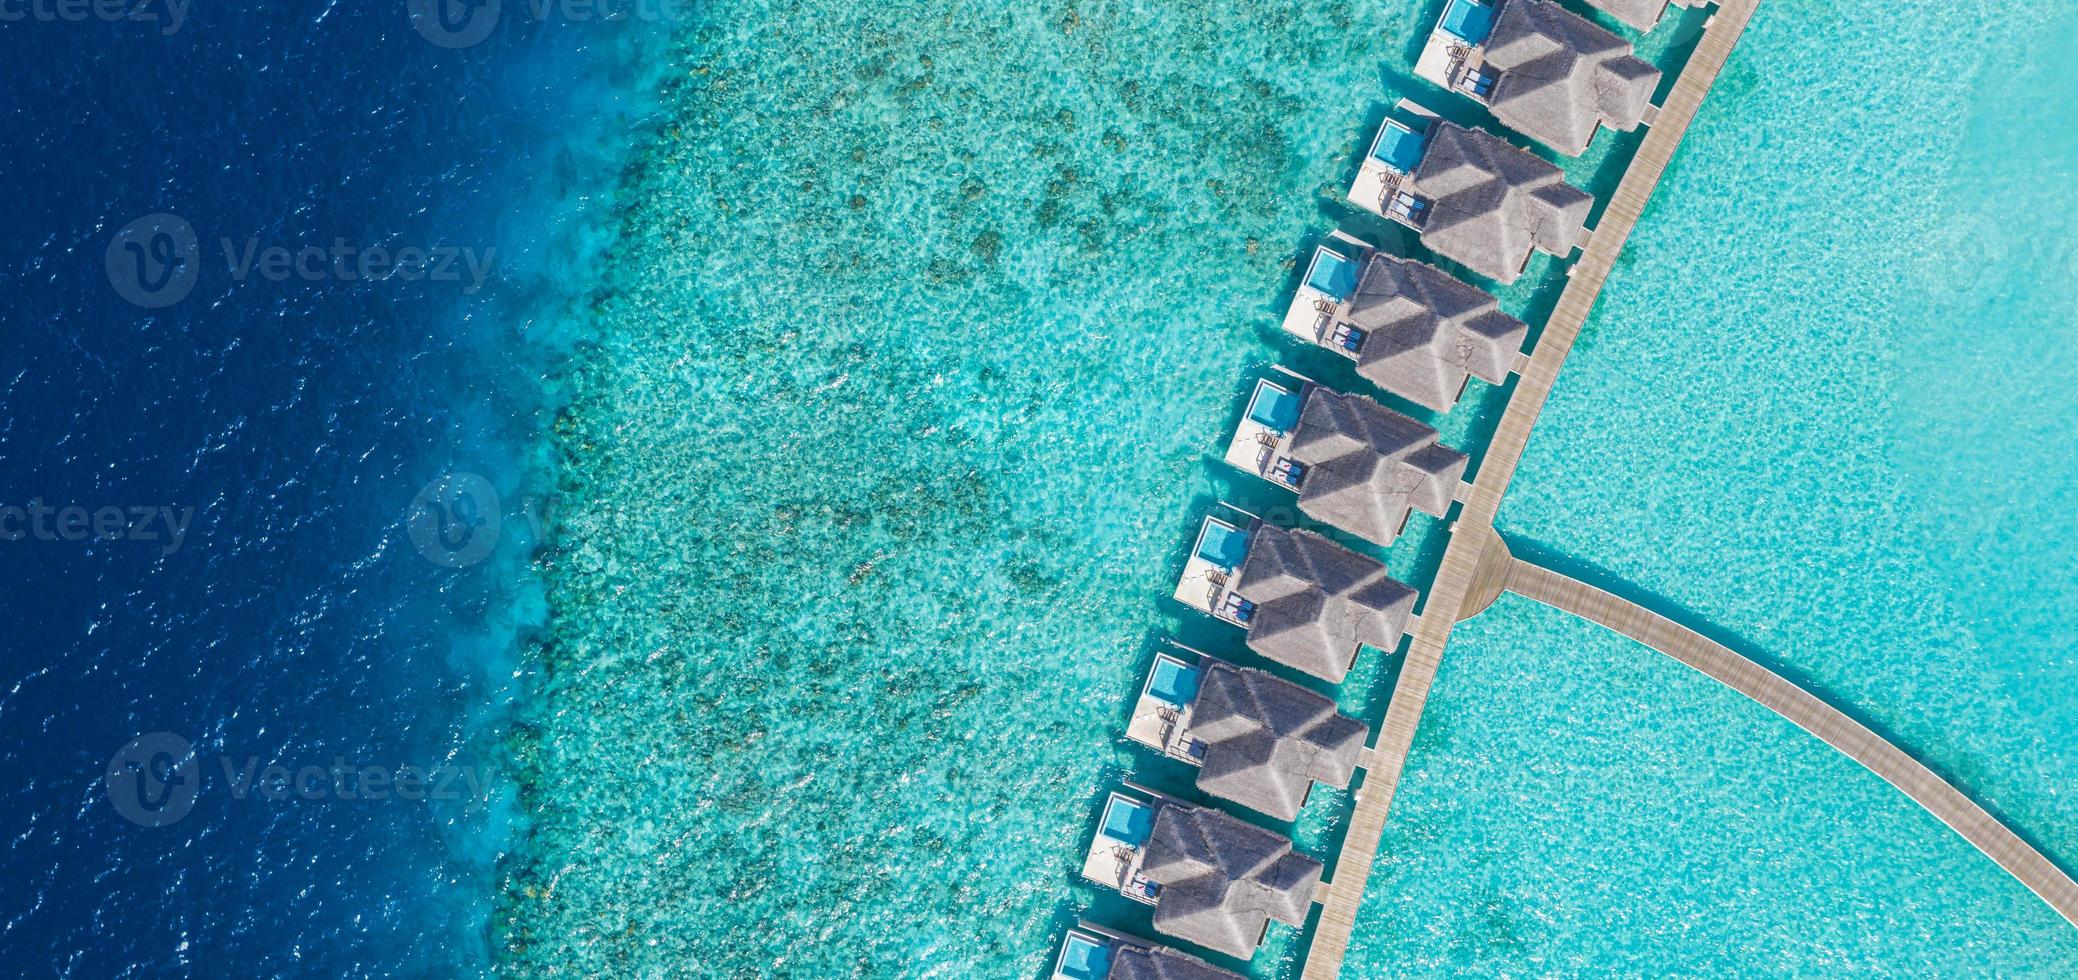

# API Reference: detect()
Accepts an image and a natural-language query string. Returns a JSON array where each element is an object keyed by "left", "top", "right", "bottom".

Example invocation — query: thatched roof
[
  {"left": 1338, "top": 252, "right": 1527, "bottom": 409},
  {"left": 1189, "top": 660, "right": 1368, "bottom": 821},
  {"left": 1109, "top": 942, "right": 1245, "bottom": 980},
  {"left": 1141, "top": 804, "right": 1322, "bottom": 960},
  {"left": 1483, "top": 0, "right": 1660, "bottom": 155},
  {"left": 1286, "top": 387, "right": 1469, "bottom": 545},
  {"left": 1233, "top": 525, "right": 1415, "bottom": 683},
  {"left": 1406, "top": 122, "right": 1592, "bottom": 283}
]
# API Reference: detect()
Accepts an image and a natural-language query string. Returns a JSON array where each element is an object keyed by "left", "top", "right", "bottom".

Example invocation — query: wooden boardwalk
[
  {"left": 1299, "top": 2, "right": 1761, "bottom": 976},
  {"left": 1505, "top": 557, "right": 2078, "bottom": 928}
]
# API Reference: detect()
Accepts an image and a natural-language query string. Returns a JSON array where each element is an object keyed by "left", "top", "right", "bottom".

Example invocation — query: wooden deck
[
  {"left": 1505, "top": 557, "right": 2078, "bottom": 928},
  {"left": 1298, "top": 3, "right": 1762, "bottom": 976}
]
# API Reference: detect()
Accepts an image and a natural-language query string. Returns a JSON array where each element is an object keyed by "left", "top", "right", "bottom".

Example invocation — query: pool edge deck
[{"left": 1297, "top": 2, "right": 1763, "bottom": 975}]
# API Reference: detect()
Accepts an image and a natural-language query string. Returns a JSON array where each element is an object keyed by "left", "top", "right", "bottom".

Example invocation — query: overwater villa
[
  {"left": 1081, "top": 789, "right": 1166, "bottom": 905},
  {"left": 1078, "top": 788, "right": 1323, "bottom": 961},
  {"left": 1172, "top": 515, "right": 1415, "bottom": 684},
  {"left": 1585, "top": 0, "right": 1707, "bottom": 32},
  {"left": 1126, "top": 645, "right": 1368, "bottom": 822},
  {"left": 1226, "top": 376, "right": 1468, "bottom": 546},
  {"left": 1282, "top": 234, "right": 1529, "bottom": 411},
  {"left": 1414, "top": 0, "right": 1660, "bottom": 156},
  {"left": 1052, "top": 923, "right": 1242, "bottom": 980},
  {"left": 1346, "top": 110, "right": 1592, "bottom": 284}
]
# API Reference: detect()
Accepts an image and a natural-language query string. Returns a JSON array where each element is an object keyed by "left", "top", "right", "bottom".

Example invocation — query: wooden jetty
[{"left": 1300, "top": 1, "right": 1763, "bottom": 975}]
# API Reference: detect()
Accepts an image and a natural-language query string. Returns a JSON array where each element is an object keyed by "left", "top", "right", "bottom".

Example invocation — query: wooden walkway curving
[
  {"left": 1299, "top": 2, "right": 1762, "bottom": 976},
  {"left": 1505, "top": 557, "right": 2078, "bottom": 928}
]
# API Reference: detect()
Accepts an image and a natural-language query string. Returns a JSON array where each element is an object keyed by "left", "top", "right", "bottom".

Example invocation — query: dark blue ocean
[{"left": 0, "top": 4, "right": 663, "bottom": 974}]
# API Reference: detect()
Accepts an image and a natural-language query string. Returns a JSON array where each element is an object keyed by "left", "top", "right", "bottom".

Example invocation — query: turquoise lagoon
[
  {"left": 502, "top": 2, "right": 1471, "bottom": 975},
  {"left": 1347, "top": 0, "right": 2078, "bottom": 975},
  {"left": 502, "top": 0, "right": 2078, "bottom": 976},
  {"left": 1344, "top": 596, "right": 2078, "bottom": 975}
]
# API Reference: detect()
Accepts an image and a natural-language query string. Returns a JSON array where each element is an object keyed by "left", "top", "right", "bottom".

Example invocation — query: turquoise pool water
[
  {"left": 1058, "top": 931, "right": 1112, "bottom": 980},
  {"left": 1302, "top": 246, "right": 1362, "bottom": 302},
  {"left": 1247, "top": 382, "right": 1305, "bottom": 434},
  {"left": 1196, "top": 519, "right": 1254, "bottom": 572},
  {"left": 1101, "top": 796, "right": 1156, "bottom": 848},
  {"left": 1370, "top": 120, "right": 1430, "bottom": 174},
  {"left": 1438, "top": 0, "right": 1496, "bottom": 45},
  {"left": 1149, "top": 658, "right": 1203, "bottom": 708},
  {"left": 502, "top": 0, "right": 2078, "bottom": 975}
]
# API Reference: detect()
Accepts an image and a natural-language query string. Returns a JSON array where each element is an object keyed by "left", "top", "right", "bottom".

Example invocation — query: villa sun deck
[
  {"left": 1414, "top": 0, "right": 1501, "bottom": 100},
  {"left": 1345, "top": 104, "right": 1441, "bottom": 230},
  {"left": 1079, "top": 788, "right": 1166, "bottom": 906},
  {"left": 1223, "top": 377, "right": 1310, "bottom": 492},
  {"left": 1171, "top": 514, "right": 1256, "bottom": 628},
  {"left": 1278, "top": 232, "right": 1369, "bottom": 348},
  {"left": 1124, "top": 646, "right": 1212, "bottom": 763}
]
